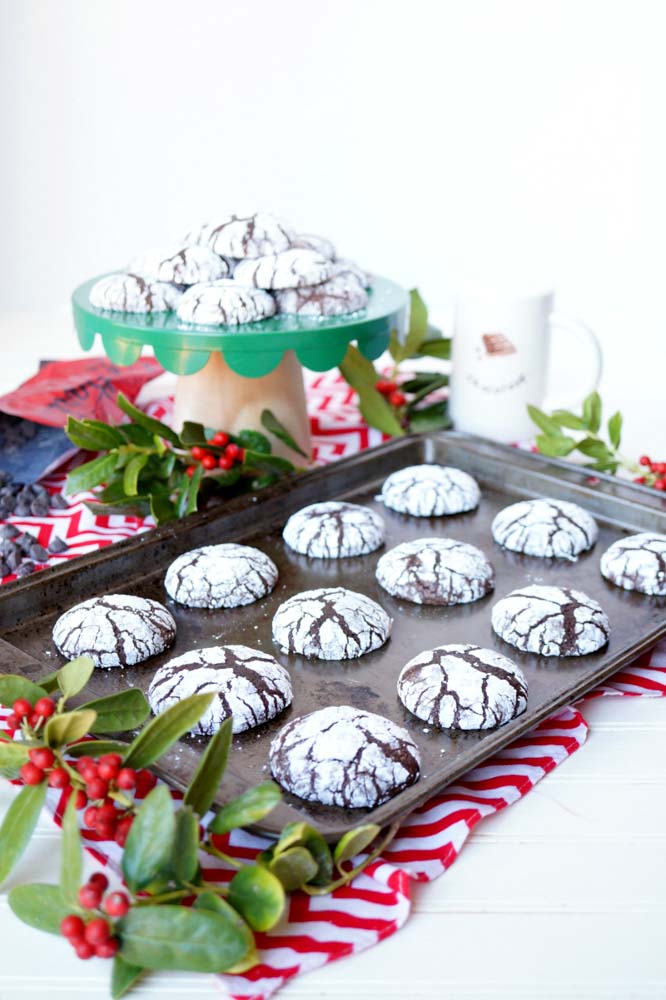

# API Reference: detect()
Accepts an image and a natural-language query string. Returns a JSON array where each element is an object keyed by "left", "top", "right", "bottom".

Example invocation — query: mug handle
[{"left": 546, "top": 310, "right": 603, "bottom": 409}]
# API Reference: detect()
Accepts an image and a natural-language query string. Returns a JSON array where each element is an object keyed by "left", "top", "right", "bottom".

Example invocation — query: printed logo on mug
[{"left": 449, "top": 288, "right": 602, "bottom": 443}]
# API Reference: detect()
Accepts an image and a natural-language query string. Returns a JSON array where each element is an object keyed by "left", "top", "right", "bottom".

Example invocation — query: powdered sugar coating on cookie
[
  {"left": 376, "top": 537, "right": 494, "bottom": 605},
  {"left": 272, "top": 586, "right": 392, "bottom": 660},
  {"left": 380, "top": 464, "right": 480, "bottom": 517},
  {"left": 186, "top": 213, "right": 294, "bottom": 258},
  {"left": 290, "top": 233, "right": 336, "bottom": 259},
  {"left": 176, "top": 280, "right": 276, "bottom": 325},
  {"left": 330, "top": 258, "right": 371, "bottom": 287},
  {"left": 492, "top": 498, "right": 598, "bottom": 560},
  {"left": 234, "top": 249, "right": 333, "bottom": 290},
  {"left": 148, "top": 645, "right": 292, "bottom": 735},
  {"left": 130, "top": 245, "right": 231, "bottom": 285},
  {"left": 52, "top": 594, "right": 176, "bottom": 669},
  {"left": 398, "top": 643, "right": 528, "bottom": 730},
  {"left": 275, "top": 272, "right": 368, "bottom": 316},
  {"left": 165, "top": 543, "right": 278, "bottom": 609},
  {"left": 491, "top": 584, "right": 610, "bottom": 657},
  {"left": 600, "top": 532, "right": 666, "bottom": 596},
  {"left": 269, "top": 705, "right": 420, "bottom": 808},
  {"left": 283, "top": 501, "right": 385, "bottom": 559},
  {"left": 89, "top": 273, "right": 183, "bottom": 313}
]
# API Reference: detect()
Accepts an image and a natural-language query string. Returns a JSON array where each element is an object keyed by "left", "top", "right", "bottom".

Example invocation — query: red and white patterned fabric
[{"left": 1, "top": 366, "right": 664, "bottom": 1000}]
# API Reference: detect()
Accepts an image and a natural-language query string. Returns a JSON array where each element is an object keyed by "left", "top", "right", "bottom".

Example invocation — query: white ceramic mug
[{"left": 448, "top": 288, "right": 602, "bottom": 443}]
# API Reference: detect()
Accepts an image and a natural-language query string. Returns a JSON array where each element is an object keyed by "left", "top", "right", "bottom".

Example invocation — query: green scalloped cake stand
[{"left": 72, "top": 275, "right": 408, "bottom": 462}]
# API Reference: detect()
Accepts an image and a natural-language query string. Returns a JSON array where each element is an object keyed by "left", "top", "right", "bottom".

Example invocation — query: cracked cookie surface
[
  {"left": 89, "top": 273, "right": 183, "bottom": 313},
  {"left": 269, "top": 704, "right": 420, "bottom": 807},
  {"left": 600, "top": 532, "right": 666, "bottom": 596},
  {"left": 491, "top": 584, "right": 610, "bottom": 656},
  {"left": 130, "top": 244, "right": 231, "bottom": 285},
  {"left": 234, "top": 248, "right": 333, "bottom": 289},
  {"left": 376, "top": 537, "right": 494, "bottom": 605},
  {"left": 147, "top": 644, "right": 292, "bottom": 735},
  {"left": 398, "top": 643, "right": 527, "bottom": 729},
  {"left": 185, "top": 213, "right": 294, "bottom": 258},
  {"left": 52, "top": 594, "right": 176, "bottom": 668},
  {"left": 165, "top": 543, "right": 278, "bottom": 609},
  {"left": 283, "top": 501, "right": 385, "bottom": 559},
  {"left": 272, "top": 586, "right": 392, "bottom": 660},
  {"left": 275, "top": 271, "right": 368, "bottom": 316},
  {"left": 492, "top": 498, "right": 598, "bottom": 560},
  {"left": 380, "top": 464, "right": 480, "bottom": 517},
  {"left": 176, "top": 280, "right": 276, "bottom": 325}
]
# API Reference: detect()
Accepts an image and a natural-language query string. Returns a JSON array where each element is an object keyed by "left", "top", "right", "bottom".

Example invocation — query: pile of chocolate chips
[
  {"left": 0, "top": 471, "right": 69, "bottom": 519},
  {"left": 0, "top": 523, "right": 68, "bottom": 578}
]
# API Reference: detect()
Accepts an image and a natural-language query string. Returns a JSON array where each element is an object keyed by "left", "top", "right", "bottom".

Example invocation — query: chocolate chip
[
  {"left": 48, "top": 536, "right": 68, "bottom": 554},
  {"left": 15, "top": 561, "right": 35, "bottom": 577},
  {"left": 29, "top": 543, "right": 49, "bottom": 562},
  {"left": 7, "top": 549, "right": 22, "bottom": 570},
  {"left": 30, "top": 499, "right": 49, "bottom": 517},
  {"left": 0, "top": 561, "right": 9, "bottom": 577},
  {"left": 0, "top": 524, "right": 18, "bottom": 539},
  {"left": 14, "top": 502, "right": 31, "bottom": 516},
  {"left": 50, "top": 493, "right": 69, "bottom": 510}
]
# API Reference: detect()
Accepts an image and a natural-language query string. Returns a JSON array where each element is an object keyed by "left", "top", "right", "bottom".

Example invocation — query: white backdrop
[{"left": 1, "top": 0, "right": 664, "bottom": 452}]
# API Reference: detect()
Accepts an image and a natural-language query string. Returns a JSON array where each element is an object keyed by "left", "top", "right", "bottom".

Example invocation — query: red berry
[
  {"left": 114, "top": 815, "right": 133, "bottom": 847},
  {"left": 95, "top": 937, "right": 119, "bottom": 959},
  {"left": 634, "top": 476, "right": 646, "bottom": 484},
  {"left": 375, "top": 379, "right": 397, "bottom": 395},
  {"left": 34, "top": 697, "right": 55, "bottom": 718},
  {"left": 639, "top": 455, "right": 651, "bottom": 466},
  {"left": 89, "top": 872, "right": 109, "bottom": 893},
  {"left": 201, "top": 453, "right": 217, "bottom": 470},
  {"left": 218, "top": 454, "right": 234, "bottom": 470},
  {"left": 86, "top": 777, "right": 109, "bottom": 800},
  {"left": 116, "top": 767, "right": 137, "bottom": 790},
  {"left": 29, "top": 747, "right": 55, "bottom": 769},
  {"left": 61, "top": 914, "right": 86, "bottom": 939},
  {"left": 99, "top": 753, "right": 122, "bottom": 769},
  {"left": 388, "top": 390, "right": 407, "bottom": 407},
  {"left": 97, "top": 760, "right": 119, "bottom": 781},
  {"left": 75, "top": 940, "right": 95, "bottom": 960},
  {"left": 12, "top": 698, "right": 32, "bottom": 719},
  {"left": 84, "top": 916, "right": 110, "bottom": 945},
  {"left": 136, "top": 769, "right": 157, "bottom": 795},
  {"left": 73, "top": 789, "right": 88, "bottom": 810},
  {"left": 27, "top": 711, "right": 41, "bottom": 729},
  {"left": 5, "top": 713, "right": 19, "bottom": 731},
  {"left": 76, "top": 756, "right": 95, "bottom": 775},
  {"left": 210, "top": 431, "right": 229, "bottom": 447},
  {"left": 104, "top": 891, "right": 130, "bottom": 917},
  {"left": 78, "top": 883, "right": 102, "bottom": 910},
  {"left": 225, "top": 443, "right": 241, "bottom": 461},
  {"left": 186, "top": 465, "right": 196, "bottom": 477},
  {"left": 48, "top": 767, "right": 70, "bottom": 789},
  {"left": 655, "top": 462, "right": 666, "bottom": 475},
  {"left": 191, "top": 445, "right": 205, "bottom": 460},
  {"left": 83, "top": 805, "right": 99, "bottom": 828},
  {"left": 95, "top": 803, "right": 118, "bottom": 825},
  {"left": 19, "top": 762, "right": 44, "bottom": 785},
  {"left": 655, "top": 479, "right": 666, "bottom": 491}
]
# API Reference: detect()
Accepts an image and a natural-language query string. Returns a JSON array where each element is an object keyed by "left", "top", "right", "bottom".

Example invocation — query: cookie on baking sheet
[
  {"left": 380, "top": 464, "right": 480, "bottom": 517},
  {"left": 376, "top": 537, "right": 494, "bottom": 605},
  {"left": 269, "top": 704, "right": 420, "bottom": 808},
  {"left": 600, "top": 532, "right": 666, "bottom": 596},
  {"left": 282, "top": 501, "right": 385, "bottom": 559},
  {"left": 275, "top": 271, "right": 368, "bottom": 317},
  {"left": 176, "top": 280, "right": 276, "bottom": 325},
  {"left": 164, "top": 543, "right": 278, "bottom": 609},
  {"left": 397, "top": 643, "right": 528, "bottom": 730},
  {"left": 491, "top": 498, "right": 598, "bottom": 560},
  {"left": 52, "top": 594, "right": 176, "bottom": 669},
  {"left": 234, "top": 248, "right": 333, "bottom": 290},
  {"left": 290, "top": 233, "right": 336, "bottom": 259},
  {"left": 272, "top": 586, "right": 392, "bottom": 660},
  {"left": 491, "top": 584, "right": 610, "bottom": 657},
  {"left": 186, "top": 213, "right": 294, "bottom": 258},
  {"left": 89, "top": 273, "right": 183, "bottom": 313},
  {"left": 148, "top": 645, "right": 292, "bottom": 735},
  {"left": 130, "top": 244, "right": 231, "bottom": 285}
]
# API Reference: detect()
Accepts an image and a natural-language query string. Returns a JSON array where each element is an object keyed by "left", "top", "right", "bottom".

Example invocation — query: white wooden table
[{"left": 0, "top": 318, "right": 664, "bottom": 999}]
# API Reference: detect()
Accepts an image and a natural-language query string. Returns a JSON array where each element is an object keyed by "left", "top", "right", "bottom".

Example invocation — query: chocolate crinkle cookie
[
  {"left": 52, "top": 594, "right": 176, "bottom": 668},
  {"left": 147, "top": 644, "right": 292, "bottom": 736},
  {"left": 164, "top": 543, "right": 278, "bottom": 609},
  {"left": 130, "top": 244, "right": 232, "bottom": 285},
  {"left": 491, "top": 584, "right": 610, "bottom": 657},
  {"left": 269, "top": 704, "right": 421, "bottom": 808},
  {"left": 272, "top": 586, "right": 392, "bottom": 660},
  {"left": 282, "top": 501, "right": 385, "bottom": 558},
  {"left": 234, "top": 249, "right": 333, "bottom": 290},
  {"left": 185, "top": 213, "right": 294, "bottom": 258},
  {"left": 491, "top": 498, "right": 598, "bottom": 560},
  {"left": 89, "top": 273, "right": 183, "bottom": 313},
  {"left": 398, "top": 643, "right": 528, "bottom": 730},
  {"left": 176, "top": 280, "right": 276, "bottom": 325},
  {"left": 380, "top": 464, "right": 480, "bottom": 517},
  {"left": 600, "top": 532, "right": 666, "bottom": 596},
  {"left": 376, "top": 537, "right": 494, "bottom": 605},
  {"left": 290, "top": 233, "right": 336, "bottom": 259},
  {"left": 274, "top": 271, "right": 368, "bottom": 317}
]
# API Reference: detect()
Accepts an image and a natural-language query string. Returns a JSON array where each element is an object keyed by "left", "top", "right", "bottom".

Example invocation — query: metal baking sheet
[{"left": 0, "top": 433, "right": 664, "bottom": 841}]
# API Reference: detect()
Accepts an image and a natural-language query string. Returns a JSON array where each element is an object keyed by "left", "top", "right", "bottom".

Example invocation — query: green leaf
[
  {"left": 171, "top": 806, "right": 200, "bottom": 884},
  {"left": 228, "top": 864, "right": 285, "bottom": 932},
  {"left": 235, "top": 428, "right": 272, "bottom": 455},
  {"left": 60, "top": 797, "right": 82, "bottom": 905},
  {"left": 149, "top": 493, "right": 177, "bottom": 524},
  {"left": 209, "top": 780, "right": 281, "bottom": 835},
  {"left": 116, "top": 392, "right": 181, "bottom": 446},
  {"left": 118, "top": 904, "right": 253, "bottom": 972},
  {"left": 80, "top": 689, "right": 151, "bottom": 734},
  {"left": 0, "top": 739, "right": 29, "bottom": 779},
  {"left": 179, "top": 421, "right": 207, "bottom": 446},
  {"left": 44, "top": 709, "right": 97, "bottom": 749},
  {"left": 576, "top": 436, "right": 612, "bottom": 460},
  {"left": 206, "top": 466, "right": 242, "bottom": 488},
  {"left": 0, "top": 783, "right": 47, "bottom": 886},
  {"left": 241, "top": 451, "right": 295, "bottom": 475},
  {"left": 334, "top": 824, "right": 380, "bottom": 866},
  {"left": 582, "top": 391, "right": 602, "bottom": 433},
  {"left": 417, "top": 337, "right": 451, "bottom": 360},
  {"left": 527, "top": 404, "right": 562, "bottom": 437},
  {"left": 260, "top": 410, "right": 307, "bottom": 458},
  {"left": 274, "top": 822, "right": 333, "bottom": 886},
  {"left": 35, "top": 670, "right": 60, "bottom": 694},
  {"left": 184, "top": 717, "right": 232, "bottom": 818},
  {"left": 551, "top": 409, "right": 587, "bottom": 431},
  {"left": 389, "top": 288, "right": 429, "bottom": 363},
  {"left": 251, "top": 473, "right": 279, "bottom": 490},
  {"left": 357, "top": 383, "right": 405, "bottom": 437},
  {"left": 407, "top": 400, "right": 452, "bottom": 433},
  {"left": 122, "top": 692, "right": 214, "bottom": 770},
  {"left": 66, "top": 739, "right": 129, "bottom": 758},
  {"left": 8, "top": 883, "right": 69, "bottom": 935},
  {"left": 123, "top": 453, "right": 149, "bottom": 497},
  {"left": 404, "top": 374, "right": 448, "bottom": 405},
  {"left": 57, "top": 656, "right": 95, "bottom": 699},
  {"left": 339, "top": 343, "right": 380, "bottom": 387},
  {"left": 65, "top": 416, "right": 124, "bottom": 451},
  {"left": 65, "top": 453, "right": 119, "bottom": 495},
  {"left": 268, "top": 846, "right": 318, "bottom": 890},
  {"left": 0, "top": 675, "right": 47, "bottom": 707},
  {"left": 401, "top": 372, "right": 449, "bottom": 393},
  {"left": 608, "top": 411, "right": 622, "bottom": 449},
  {"left": 122, "top": 785, "right": 176, "bottom": 892},
  {"left": 119, "top": 423, "right": 157, "bottom": 447},
  {"left": 85, "top": 498, "right": 152, "bottom": 519},
  {"left": 111, "top": 956, "right": 145, "bottom": 999},
  {"left": 535, "top": 433, "right": 577, "bottom": 458},
  {"left": 193, "top": 892, "right": 257, "bottom": 972},
  {"left": 175, "top": 464, "right": 203, "bottom": 518}
]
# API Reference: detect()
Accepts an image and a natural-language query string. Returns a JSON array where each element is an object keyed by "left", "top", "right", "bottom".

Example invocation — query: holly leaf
[
  {"left": 179, "top": 421, "right": 207, "bottom": 446},
  {"left": 407, "top": 401, "right": 451, "bottom": 433},
  {"left": 149, "top": 493, "right": 178, "bottom": 524},
  {"left": 389, "top": 288, "right": 428, "bottom": 363},
  {"left": 56, "top": 656, "right": 95, "bottom": 700},
  {"left": 582, "top": 391, "right": 602, "bottom": 433},
  {"left": 417, "top": 337, "right": 451, "bottom": 360},
  {"left": 527, "top": 404, "right": 562, "bottom": 437},
  {"left": 576, "top": 437, "right": 613, "bottom": 461},
  {"left": 123, "top": 454, "right": 149, "bottom": 497},
  {"left": 228, "top": 864, "right": 285, "bottom": 932},
  {"left": 80, "top": 689, "right": 151, "bottom": 734},
  {"left": 268, "top": 846, "right": 318, "bottom": 890},
  {"left": 272, "top": 821, "right": 333, "bottom": 886},
  {"left": 551, "top": 409, "right": 587, "bottom": 431},
  {"left": 404, "top": 374, "right": 448, "bottom": 406},
  {"left": 116, "top": 392, "right": 181, "bottom": 446},
  {"left": 209, "top": 781, "right": 282, "bottom": 835},
  {"left": 236, "top": 428, "right": 272, "bottom": 455},
  {"left": 334, "top": 824, "right": 381, "bottom": 866},
  {"left": 608, "top": 411, "right": 622, "bottom": 449},
  {"left": 193, "top": 893, "right": 257, "bottom": 972},
  {"left": 122, "top": 785, "right": 176, "bottom": 892},
  {"left": 0, "top": 740, "right": 29, "bottom": 779},
  {"left": 44, "top": 709, "right": 97, "bottom": 749},
  {"left": 66, "top": 739, "right": 129, "bottom": 758},
  {"left": 175, "top": 464, "right": 203, "bottom": 518},
  {"left": 0, "top": 783, "right": 47, "bottom": 886},
  {"left": 170, "top": 806, "right": 200, "bottom": 885},
  {"left": 358, "top": 384, "right": 405, "bottom": 436},
  {"left": 122, "top": 692, "right": 214, "bottom": 770},
  {"left": 0, "top": 675, "right": 47, "bottom": 707},
  {"left": 65, "top": 453, "right": 119, "bottom": 495},
  {"left": 60, "top": 797, "right": 82, "bottom": 905},
  {"left": 260, "top": 410, "right": 307, "bottom": 458},
  {"left": 184, "top": 717, "right": 232, "bottom": 818},
  {"left": 8, "top": 883, "right": 69, "bottom": 935},
  {"left": 535, "top": 434, "right": 577, "bottom": 458},
  {"left": 65, "top": 416, "right": 125, "bottom": 451},
  {"left": 111, "top": 956, "right": 145, "bottom": 999}
]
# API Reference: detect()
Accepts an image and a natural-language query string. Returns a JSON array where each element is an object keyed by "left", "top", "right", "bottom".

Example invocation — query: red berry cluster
[
  {"left": 186, "top": 431, "right": 245, "bottom": 477},
  {"left": 635, "top": 455, "right": 666, "bottom": 491},
  {"left": 6, "top": 695, "right": 55, "bottom": 736},
  {"left": 77, "top": 754, "right": 156, "bottom": 846},
  {"left": 60, "top": 873, "right": 129, "bottom": 960},
  {"left": 375, "top": 380, "right": 406, "bottom": 408}
]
